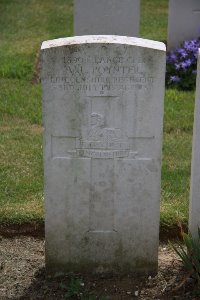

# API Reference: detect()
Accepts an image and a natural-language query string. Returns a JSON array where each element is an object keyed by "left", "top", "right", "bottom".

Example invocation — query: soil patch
[
  {"left": 0, "top": 222, "right": 187, "bottom": 241},
  {"left": 0, "top": 237, "right": 198, "bottom": 299},
  {"left": 0, "top": 222, "right": 44, "bottom": 238}
]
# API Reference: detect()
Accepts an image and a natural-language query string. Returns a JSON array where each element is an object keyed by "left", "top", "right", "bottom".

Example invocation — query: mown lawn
[{"left": 0, "top": 0, "right": 194, "bottom": 230}]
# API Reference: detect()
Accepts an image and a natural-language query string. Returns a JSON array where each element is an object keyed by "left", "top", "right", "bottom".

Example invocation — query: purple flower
[
  {"left": 181, "top": 51, "right": 188, "bottom": 58},
  {"left": 181, "top": 60, "right": 192, "bottom": 70},
  {"left": 185, "top": 59, "right": 192, "bottom": 67},
  {"left": 167, "top": 51, "right": 177, "bottom": 63},
  {"left": 170, "top": 75, "right": 181, "bottom": 83},
  {"left": 166, "top": 37, "right": 200, "bottom": 90},
  {"left": 183, "top": 39, "right": 199, "bottom": 52},
  {"left": 183, "top": 41, "right": 191, "bottom": 50},
  {"left": 177, "top": 48, "right": 187, "bottom": 58},
  {"left": 175, "top": 63, "right": 181, "bottom": 70},
  {"left": 181, "top": 62, "right": 187, "bottom": 69},
  {"left": 170, "top": 52, "right": 177, "bottom": 61}
]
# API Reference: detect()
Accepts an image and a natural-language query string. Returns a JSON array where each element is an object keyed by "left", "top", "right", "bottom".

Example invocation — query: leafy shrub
[
  {"left": 166, "top": 38, "right": 200, "bottom": 90},
  {"left": 170, "top": 228, "right": 200, "bottom": 285}
]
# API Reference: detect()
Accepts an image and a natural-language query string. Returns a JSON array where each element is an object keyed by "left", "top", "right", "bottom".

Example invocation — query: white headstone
[
  {"left": 41, "top": 35, "right": 166, "bottom": 274},
  {"left": 168, "top": 0, "right": 200, "bottom": 50},
  {"left": 74, "top": 0, "right": 140, "bottom": 37},
  {"left": 189, "top": 49, "right": 200, "bottom": 239}
]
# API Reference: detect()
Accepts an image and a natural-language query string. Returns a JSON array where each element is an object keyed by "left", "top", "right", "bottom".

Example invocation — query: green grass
[
  {"left": 0, "top": 119, "right": 43, "bottom": 222},
  {"left": 0, "top": 0, "right": 73, "bottom": 224},
  {"left": 0, "top": 79, "right": 42, "bottom": 124},
  {"left": 0, "top": 0, "right": 195, "bottom": 231},
  {"left": 161, "top": 90, "right": 194, "bottom": 228},
  {"left": 140, "top": 0, "right": 168, "bottom": 41}
]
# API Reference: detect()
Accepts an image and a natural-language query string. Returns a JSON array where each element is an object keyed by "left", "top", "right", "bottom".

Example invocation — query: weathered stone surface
[
  {"left": 168, "top": 0, "right": 200, "bottom": 50},
  {"left": 41, "top": 35, "right": 166, "bottom": 274},
  {"left": 74, "top": 0, "right": 140, "bottom": 36},
  {"left": 189, "top": 49, "right": 200, "bottom": 239}
]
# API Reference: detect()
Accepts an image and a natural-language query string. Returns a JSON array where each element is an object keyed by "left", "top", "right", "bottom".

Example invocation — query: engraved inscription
[
  {"left": 77, "top": 149, "right": 129, "bottom": 159},
  {"left": 76, "top": 113, "right": 130, "bottom": 158},
  {"left": 51, "top": 113, "right": 138, "bottom": 159},
  {"left": 42, "top": 54, "right": 154, "bottom": 95}
]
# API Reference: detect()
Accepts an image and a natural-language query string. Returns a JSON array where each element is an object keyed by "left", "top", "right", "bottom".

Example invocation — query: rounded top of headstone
[{"left": 41, "top": 35, "right": 166, "bottom": 52}]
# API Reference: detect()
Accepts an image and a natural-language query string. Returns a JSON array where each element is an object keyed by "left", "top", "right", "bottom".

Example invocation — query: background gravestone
[
  {"left": 168, "top": 0, "right": 200, "bottom": 50},
  {"left": 74, "top": 0, "right": 140, "bottom": 36},
  {"left": 41, "top": 35, "right": 166, "bottom": 274},
  {"left": 189, "top": 49, "right": 200, "bottom": 239}
]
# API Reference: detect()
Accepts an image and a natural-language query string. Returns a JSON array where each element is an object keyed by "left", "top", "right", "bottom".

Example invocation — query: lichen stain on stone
[{"left": 66, "top": 45, "right": 80, "bottom": 54}]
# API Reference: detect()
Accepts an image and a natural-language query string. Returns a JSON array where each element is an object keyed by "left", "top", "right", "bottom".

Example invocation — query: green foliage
[
  {"left": 59, "top": 278, "right": 109, "bottom": 299},
  {"left": 170, "top": 229, "right": 200, "bottom": 284},
  {"left": 60, "top": 278, "right": 83, "bottom": 298}
]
